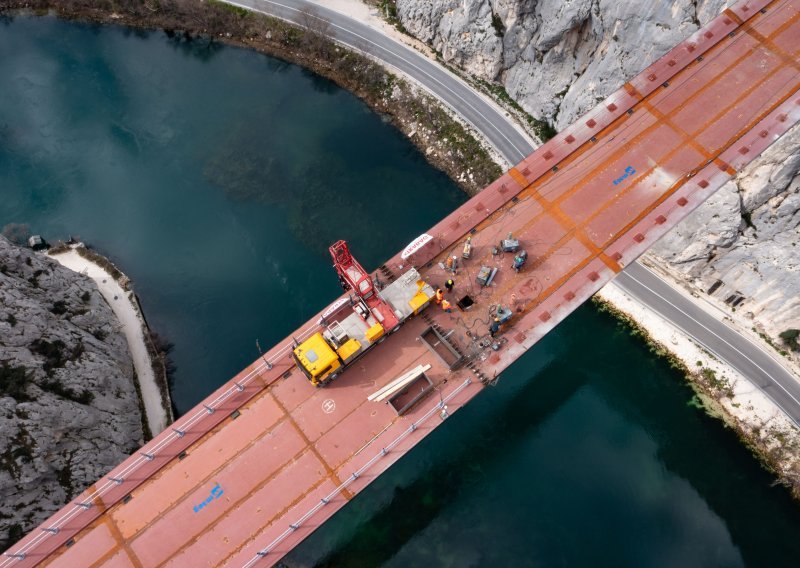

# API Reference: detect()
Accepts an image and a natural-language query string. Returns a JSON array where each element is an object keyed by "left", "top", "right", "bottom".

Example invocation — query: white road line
[
  {"left": 223, "top": 0, "right": 531, "bottom": 162},
  {"left": 225, "top": 0, "right": 800, "bottom": 424},
  {"left": 617, "top": 271, "right": 800, "bottom": 427}
]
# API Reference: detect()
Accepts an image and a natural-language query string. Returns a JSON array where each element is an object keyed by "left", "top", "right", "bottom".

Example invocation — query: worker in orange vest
[
  {"left": 435, "top": 288, "right": 444, "bottom": 305},
  {"left": 441, "top": 298, "right": 453, "bottom": 313}
]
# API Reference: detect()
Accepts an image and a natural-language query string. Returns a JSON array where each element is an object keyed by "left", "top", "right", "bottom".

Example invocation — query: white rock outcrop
[
  {"left": 0, "top": 236, "right": 143, "bottom": 549},
  {"left": 651, "top": 125, "right": 800, "bottom": 337},
  {"left": 396, "top": 0, "right": 800, "bottom": 339},
  {"left": 397, "top": 0, "right": 729, "bottom": 129}
]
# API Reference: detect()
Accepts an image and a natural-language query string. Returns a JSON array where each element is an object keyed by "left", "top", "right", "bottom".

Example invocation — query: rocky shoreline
[
  {"left": 48, "top": 243, "right": 175, "bottom": 438},
  {"left": 594, "top": 288, "right": 800, "bottom": 499}
]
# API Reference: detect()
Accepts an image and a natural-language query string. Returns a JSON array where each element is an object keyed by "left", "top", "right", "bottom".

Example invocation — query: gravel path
[{"left": 50, "top": 249, "right": 169, "bottom": 436}]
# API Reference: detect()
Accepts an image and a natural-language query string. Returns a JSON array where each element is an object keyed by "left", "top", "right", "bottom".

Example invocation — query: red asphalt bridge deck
[{"left": 6, "top": 0, "right": 800, "bottom": 565}]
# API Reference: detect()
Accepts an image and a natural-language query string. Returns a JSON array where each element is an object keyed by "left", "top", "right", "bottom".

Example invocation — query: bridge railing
[
  {"left": 241, "top": 376, "right": 474, "bottom": 568},
  {"left": 0, "top": 310, "right": 336, "bottom": 565}
]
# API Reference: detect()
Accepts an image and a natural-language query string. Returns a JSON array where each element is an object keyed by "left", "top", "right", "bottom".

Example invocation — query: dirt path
[{"left": 49, "top": 248, "right": 170, "bottom": 436}]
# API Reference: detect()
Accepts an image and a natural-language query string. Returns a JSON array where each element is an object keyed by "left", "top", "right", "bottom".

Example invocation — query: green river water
[{"left": 1, "top": 16, "right": 799, "bottom": 567}]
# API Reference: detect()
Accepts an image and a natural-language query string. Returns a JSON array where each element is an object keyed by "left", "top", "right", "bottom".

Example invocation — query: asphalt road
[
  {"left": 225, "top": 0, "right": 800, "bottom": 425},
  {"left": 616, "top": 264, "right": 800, "bottom": 426},
  {"left": 225, "top": 0, "right": 533, "bottom": 164}
]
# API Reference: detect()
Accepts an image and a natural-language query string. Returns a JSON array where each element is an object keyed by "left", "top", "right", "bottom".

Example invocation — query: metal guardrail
[
  {"left": 241, "top": 376, "right": 474, "bottom": 568},
  {"left": 0, "top": 308, "right": 340, "bottom": 565},
  {"left": 3, "top": 282, "right": 449, "bottom": 563}
]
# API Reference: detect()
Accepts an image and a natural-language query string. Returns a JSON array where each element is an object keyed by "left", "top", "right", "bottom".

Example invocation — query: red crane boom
[{"left": 329, "top": 240, "right": 400, "bottom": 331}]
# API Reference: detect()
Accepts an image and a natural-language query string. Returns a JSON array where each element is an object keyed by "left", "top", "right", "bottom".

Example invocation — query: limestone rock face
[
  {"left": 0, "top": 236, "right": 143, "bottom": 549},
  {"left": 650, "top": 124, "right": 800, "bottom": 336},
  {"left": 396, "top": 0, "right": 729, "bottom": 129}
]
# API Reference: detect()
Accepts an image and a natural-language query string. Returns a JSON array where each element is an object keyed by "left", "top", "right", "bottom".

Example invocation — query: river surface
[{"left": 2, "top": 16, "right": 799, "bottom": 566}]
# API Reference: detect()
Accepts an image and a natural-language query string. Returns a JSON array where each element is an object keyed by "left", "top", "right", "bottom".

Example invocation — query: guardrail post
[
  {"left": 241, "top": 375, "right": 480, "bottom": 565},
  {"left": 256, "top": 339, "right": 274, "bottom": 370}
]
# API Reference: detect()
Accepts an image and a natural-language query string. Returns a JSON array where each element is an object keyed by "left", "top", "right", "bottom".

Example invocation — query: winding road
[
  {"left": 225, "top": 0, "right": 533, "bottom": 163},
  {"left": 224, "top": 0, "right": 800, "bottom": 425},
  {"left": 618, "top": 263, "right": 800, "bottom": 427}
]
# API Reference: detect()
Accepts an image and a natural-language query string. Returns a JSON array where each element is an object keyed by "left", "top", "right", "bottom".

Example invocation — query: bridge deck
[{"left": 6, "top": 0, "right": 800, "bottom": 566}]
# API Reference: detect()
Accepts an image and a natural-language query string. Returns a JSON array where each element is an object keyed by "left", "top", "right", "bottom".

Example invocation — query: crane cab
[{"left": 293, "top": 333, "right": 342, "bottom": 386}]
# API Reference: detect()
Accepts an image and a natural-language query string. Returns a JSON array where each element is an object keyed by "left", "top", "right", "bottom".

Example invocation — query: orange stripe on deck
[
  {"left": 623, "top": 82, "right": 642, "bottom": 98},
  {"left": 639, "top": 100, "right": 715, "bottom": 160},
  {"left": 724, "top": 8, "right": 745, "bottom": 25},
  {"left": 97, "top": 517, "right": 144, "bottom": 568},
  {"left": 713, "top": 158, "right": 737, "bottom": 175},
  {"left": 742, "top": 6, "right": 800, "bottom": 70},
  {"left": 545, "top": 204, "right": 623, "bottom": 273},
  {"left": 508, "top": 167, "right": 531, "bottom": 191},
  {"left": 269, "top": 391, "right": 354, "bottom": 501}
]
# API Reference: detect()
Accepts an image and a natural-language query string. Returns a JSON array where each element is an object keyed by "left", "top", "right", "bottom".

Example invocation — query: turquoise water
[
  {"left": 290, "top": 306, "right": 800, "bottom": 566},
  {"left": 0, "top": 17, "right": 464, "bottom": 413},
  {"left": 2, "top": 16, "right": 799, "bottom": 566}
]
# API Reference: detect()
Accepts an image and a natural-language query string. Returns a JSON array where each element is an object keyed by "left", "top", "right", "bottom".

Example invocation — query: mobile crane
[{"left": 292, "top": 240, "right": 436, "bottom": 386}]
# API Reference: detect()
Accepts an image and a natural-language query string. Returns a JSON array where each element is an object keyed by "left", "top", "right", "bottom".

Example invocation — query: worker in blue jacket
[{"left": 489, "top": 317, "right": 501, "bottom": 338}]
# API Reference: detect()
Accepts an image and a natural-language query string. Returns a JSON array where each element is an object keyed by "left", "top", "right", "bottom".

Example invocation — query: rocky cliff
[
  {"left": 395, "top": 0, "right": 800, "bottom": 341},
  {"left": 396, "top": 0, "right": 728, "bottom": 129},
  {"left": 0, "top": 236, "right": 143, "bottom": 549},
  {"left": 650, "top": 125, "right": 800, "bottom": 338}
]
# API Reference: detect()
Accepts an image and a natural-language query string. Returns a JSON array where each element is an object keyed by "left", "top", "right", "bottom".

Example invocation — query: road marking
[
  {"left": 223, "top": 0, "right": 531, "bottom": 162},
  {"left": 618, "top": 267, "right": 800, "bottom": 427},
  {"left": 322, "top": 399, "right": 336, "bottom": 414},
  {"left": 227, "top": 0, "right": 800, "bottom": 424}
]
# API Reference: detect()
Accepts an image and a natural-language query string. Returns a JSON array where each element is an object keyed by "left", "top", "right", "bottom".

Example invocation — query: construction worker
[
  {"left": 441, "top": 298, "right": 453, "bottom": 313},
  {"left": 489, "top": 317, "right": 501, "bottom": 338},
  {"left": 434, "top": 288, "right": 444, "bottom": 305},
  {"left": 445, "top": 278, "right": 455, "bottom": 293},
  {"left": 513, "top": 250, "right": 528, "bottom": 273}
]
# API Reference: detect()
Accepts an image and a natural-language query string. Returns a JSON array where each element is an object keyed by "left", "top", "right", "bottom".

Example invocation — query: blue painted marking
[
  {"left": 612, "top": 165, "right": 636, "bottom": 186},
  {"left": 193, "top": 483, "right": 224, "bottom": 513}
]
